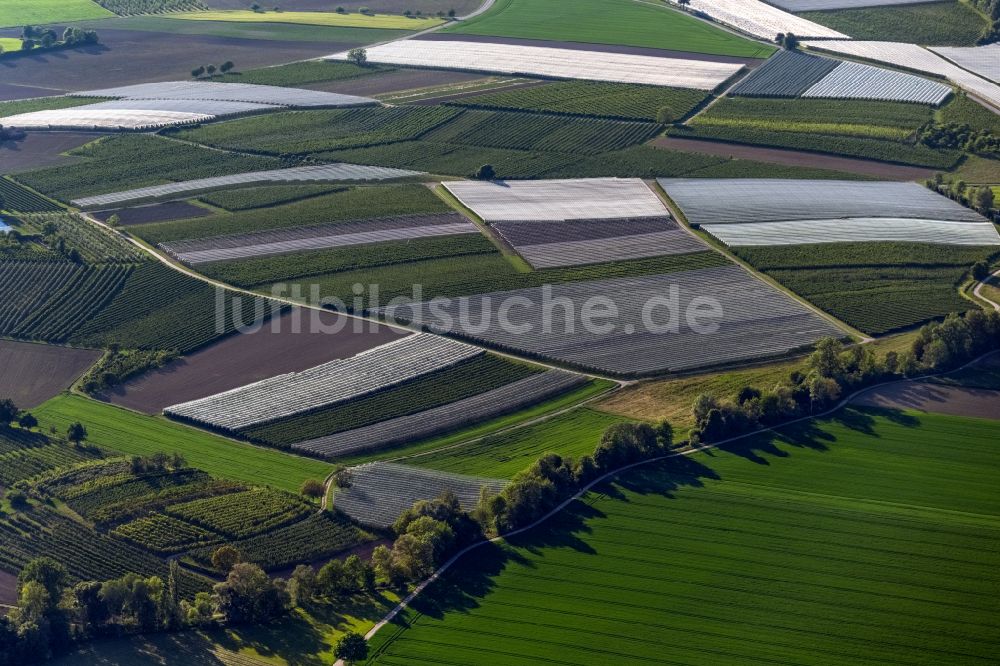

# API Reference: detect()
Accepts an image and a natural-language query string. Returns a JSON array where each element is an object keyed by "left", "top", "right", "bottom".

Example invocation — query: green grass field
[
  {"left": 801, "top": 0, "right": 990, "bottom": 46},
  {"left": 405, "top": 407, "right": 626, "bottom": 478},
  {"left": 0, "top": 0, "right": 112, "bottom": 28},
  {"left": 168, "top": 9, "right": 443, "bottom": 29},
  {"left": 33, "top": 395, "right": 332, "bottom": 493},
  {"left": 367, "top": 407, "right": 1000, "bottom": 664},
  {"left": 443, "top": 0, "right": 774, "bottom": 58}
]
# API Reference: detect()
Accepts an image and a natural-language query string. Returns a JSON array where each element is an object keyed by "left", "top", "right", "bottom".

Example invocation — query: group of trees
[
  {"left": 775, "top": 32, "right": 799, "bottom": 49},
  {"left": 927, "top": 174, "right": 995, "bottom": 218},
  {"left": 920, "top": 121, "right": 1000, "bottom": 160},
  {"left": 691, "top": 309, "right": 1000, "bottom": 445},
  {"left": 191, "top": 61, "right": 234, "bottom": 78},
  {"left": 5, "top": 26, "right": 99, "bottom": 56},
  {"left": 0, "top": 397, "right": 86, "bottom": 444}
]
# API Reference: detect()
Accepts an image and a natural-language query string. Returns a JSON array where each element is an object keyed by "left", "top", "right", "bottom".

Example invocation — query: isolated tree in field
[
  {"left": 475, "top": 163, "right": 496, "bottom": 180},
  {"left": 448, "top": 8, "right": 456, "bottom": 17},
  {"left": 221, "top": 60, "right": 235, "bottom": 73},
  {"left": 976, "top": 185, "right": 995, "bottom": 211},
  {"left": 347, "top": 47, "right": 368, "bottom": 66},
  {"left": 211, "top": 545, "right": 242, "bottom": 573},
  {"left": 972, "top": 260, "right": 990, "bottom": 281},
  {"left": 18, "top": 412, "right": 37, "bottom": 430},
  {"left": 0, "top": 398, "right": 18, "bottom": 426},
  {"left": 191, "top": 65, "right": 205, "bottom": 78},
  {"left": 300, "top": 478, "right": 325, "bottom": 500},
  {"left": 206, "top": 64, "right": 217, "bottom": 76},
  {"left": 106, "top": 213, "right": 120, "bottom": 227},
  {"left": 251, "top": 3, "right": 262, "bottom": 11},
  {"left": 332, "top": 467, "right": 353, "bottom": 488},
  {"left": 334, "top": 632, "right": 369, "bottom": 665},
  {"left": 677, "top": 0, "right": 690, "bottom": 6},
  {"left": 67, "top": 421, "right": 87, "bottom": 444}
]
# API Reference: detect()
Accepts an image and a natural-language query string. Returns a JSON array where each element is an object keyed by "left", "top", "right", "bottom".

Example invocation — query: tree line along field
[
  {"left": 241, "top": 354, "right": 542, "bottom": 447},
  {"left": 366, "top": 407, "right": 1000, "bottom": 664},
  {"left": 674, "top": 97, "right": 962, "bottom": 169},
  {"left": 800, "top": 0, "right": 992, "bottom": 46},
  {"left": 442, "top": 0, "right": 774, "bottom": 58},
  {"left": 733, "top": 242, "right": 999, "bottom": 335}
]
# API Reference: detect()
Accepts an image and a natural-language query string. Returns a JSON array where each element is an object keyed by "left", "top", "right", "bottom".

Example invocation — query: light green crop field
[
  {"left": 443, "top": 0, "right": 775, "bottom": 58},
  {"left": 367, "top": 407, "right": 1000, "bottom": 664},
  {"left": 168, "top": 9, "right": 443, "bottom": 30},
  {"left": 0, "top": 0, "right": 113, "bottom": 28},
  {"left": 0, "top": 37, "right": 22, "bottom": 51},
  {"left": 405, "top": 407, "right": 626, "bottom": 478},
  {"left": 33, "top": 395, "right": 332, "bottom": 493}
]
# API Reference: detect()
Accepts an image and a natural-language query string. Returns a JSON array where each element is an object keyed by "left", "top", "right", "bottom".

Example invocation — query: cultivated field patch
[
  {"left": 92, "top": 201, "right": 211, "bottom": 226},
  {"left": 932, "top": 43, "right": 1000, "bottom": 85},
  {"left": 333, "top": 462, "right": 506, "bottom": 527},
  {"left": 167, "top": 9, "right": 444, "bottom": 29},
  {"left": 801, "top": 1, "right": 991, "bottom": 45},
  {"left": 664, "top": 0, "right": 846, "bottom": 40},
  {"left": 0, "top": 0, "right": 112, "bottom": 27},
  {"left": 106, "top": 308, "right": 407, "bottom": 414},
  {"left": 368, "top": 407, "right": 1000, "bottom": 664},
  {"left": 441, "top": 0, "right": 773, "bottom": 57},
  {"left": 381, "top": 265, "right": 845, "bottom": 376},
  {"left": 0, "top": 340, "right": 100, "bottom": 408}
]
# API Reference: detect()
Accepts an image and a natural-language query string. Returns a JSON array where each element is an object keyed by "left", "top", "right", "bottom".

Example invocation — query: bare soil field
[
  {"left": 0, "top": 570, "right": 17, "bottom": 607},
  {"left": 416, "top": 33, "right": 767, "bottom": 66},
  {"left": 0, "top": 131, "right": 98, "bottom": 173},
  {"left": 0, "top": 30, "right": 355, "bottom": 92},
  {"left": 0, "top": 82, "right": 63, "bottom": 102},
  {"left": 0, "top": 340, "right": 100, "bottom": 408},
  {"left": 106, "top": 309, "right": 409, "bottom": 414},
  {"left": 207, "top": 0, "right": 484, "bottom": 14},
  {"left": 652, "top": 136, "right": 937, "bottom": 180},
  {"left": 310, "top": 67, "right": 493, "bottom": 96},
  {"left": 853, "top": 381, "right": 1000, "bottom": 420},
  {"left": 93, "top": 201, "right": 211, "bottom": 226}
]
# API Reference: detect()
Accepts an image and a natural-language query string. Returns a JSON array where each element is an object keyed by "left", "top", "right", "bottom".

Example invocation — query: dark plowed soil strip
[
  {"left": 0, "top": 30, "right": 357, "bottom": 92},
  {"left": 1, "top": 131, "right": 100, "bottom": 174},
  {"left": 105, "top": 308, "right": 408, "bottom": 414},
  {"left": 0, "top": 82, "right": 65, "bottom": 101},
  {"left": 652, "top": 136, "right": 935, "bottom": 181},
  {"left": 854, "top": 382, "right": 1000, "bottom": 421},
  {"left": 93, "top": 201, "right": 211, "bottom": 226},
  {"left": 415, "top": 33, "right": 768, "bottom": 67},
  {"left": 0, "top": 340, "right": 100, "bottom": 409}
]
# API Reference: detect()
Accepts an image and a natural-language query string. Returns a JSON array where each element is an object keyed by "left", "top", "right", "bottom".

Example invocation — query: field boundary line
[{"left": 342, "top": 348, "right": 999, "bottom": 664}]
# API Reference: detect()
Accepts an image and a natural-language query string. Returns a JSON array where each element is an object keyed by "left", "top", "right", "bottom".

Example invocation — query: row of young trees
[
  {"left": 191, "top": 61, "right": 234, "bottom": 78},
  {"left": 927, "top": 174, "right": 996, "bottom": 220},
  {"left": 1, "top": 26, "right": 99, "bottom": 56}
]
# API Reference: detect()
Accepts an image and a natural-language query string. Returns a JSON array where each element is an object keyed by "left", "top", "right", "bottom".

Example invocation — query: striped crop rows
[
  {"left": 0, "top": 178, "right": 62, "bottom": 212},
  {"left": 165, "top": 335, "right": 483, "bottom": 431},
  {"left": 293, "top": 370, "right": 587, "bottom": 458},
  {"left": 334, "top": 463, "right": 507, "bottom": 528}
]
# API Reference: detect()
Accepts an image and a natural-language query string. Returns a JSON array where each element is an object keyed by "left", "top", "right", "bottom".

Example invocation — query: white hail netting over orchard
[
  {"left": 1, "top": 108, "right": 211, "bottom": 131},
  {"left": 663, "top": 0, "right": 846, "bottom": 40},
  {"left": 381, "top": 266, "right": 844, "bottom": 375},
  {"left": 803, "top": 41, "right": 1000, "bottom": 109},
  {"left": 161, "top": 213, "right": 478, "bottom": 264},
  {"left": 802, "top": 61, "right": 952, "bottom": 105},
  {"left": 443, "top": 179, "right": 667, "bottom": 222},
  {"left": 657, "top": 179, "right": 987, "bottom": 226},
  {"left": 164, "top": 334, "right": 482, "bottom": 430},
  {"left": 292, "top": 370, "right": 586, "bottom": 458},
  {"left": 6, "top": 81, "right": 376, "bottom": 132},
  {"left": 326, "top": 41, "right": 744, "bottom": 90},
  {"left": 71, "top": 81, "right": 374, "bottom": 107},
  {"left": 71, "top": 163, "right": 421, "bottom": 208},
  {"left": 703, "top": 218, "right": 1000, "bottom": 247},
  {"left": 770, "top": 0, "right": 929, "bottom": 10},
  {"left": 334, "top": 463, "right": 507, "bottom": 528},
  {"left": 931, "top": 44, "right": 1000, "bottom": 85}
]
